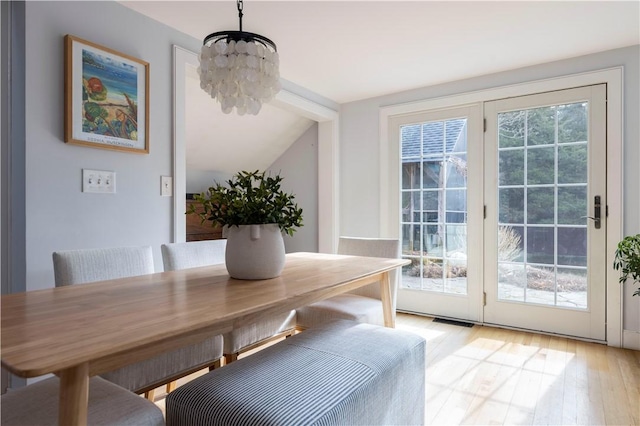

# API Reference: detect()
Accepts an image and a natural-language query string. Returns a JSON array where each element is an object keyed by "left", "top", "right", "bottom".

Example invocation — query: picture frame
[{"left": 64, "top": 35, "right": 149, "bottom": 154}]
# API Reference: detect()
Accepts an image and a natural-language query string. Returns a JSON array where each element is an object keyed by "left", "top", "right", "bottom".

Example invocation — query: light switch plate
[
  {"left": 161, "top": 176, "right": 172, "bottom": 197},
  {"left": 83, "top": 169, "right": 115, "bottom": 194}
]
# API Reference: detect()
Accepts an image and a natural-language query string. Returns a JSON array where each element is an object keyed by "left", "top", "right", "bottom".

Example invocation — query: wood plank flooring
[
  {"left": 152, "top": 313, "right": 640, "bottom": 425},
  {"left": 398, "top": 312, "right": 640, "bottom": 425}
]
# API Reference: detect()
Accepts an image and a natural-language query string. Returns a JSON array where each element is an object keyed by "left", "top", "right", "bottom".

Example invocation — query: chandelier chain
[{"left": 237, "top": 0, "right": 244, "bottom": 32}]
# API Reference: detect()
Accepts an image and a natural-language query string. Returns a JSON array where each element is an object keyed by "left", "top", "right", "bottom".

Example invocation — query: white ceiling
[{"left": 119, "top": 1, "right": 639, "bottom": 173}]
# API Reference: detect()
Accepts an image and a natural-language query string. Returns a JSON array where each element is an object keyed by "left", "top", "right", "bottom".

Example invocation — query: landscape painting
[{"left": 65, "top": 35, "right": 149, "bottom": 153}]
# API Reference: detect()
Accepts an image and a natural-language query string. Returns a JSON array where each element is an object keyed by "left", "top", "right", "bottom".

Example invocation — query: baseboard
[{"left": 623, "top": 329, "right": 640, "bottom": 350}]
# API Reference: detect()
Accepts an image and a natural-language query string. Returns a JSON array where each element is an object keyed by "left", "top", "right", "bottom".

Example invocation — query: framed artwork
[{"left": 64, "top": 35, "right": 149, "bottom": 154}]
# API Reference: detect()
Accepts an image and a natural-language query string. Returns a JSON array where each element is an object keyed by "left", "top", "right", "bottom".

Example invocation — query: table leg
[
  {"left": 58, "top": 362, "right": 89, "bottom": 426},
  {"left": 380, "top": 271, "right": 395, "bottom": 328}
]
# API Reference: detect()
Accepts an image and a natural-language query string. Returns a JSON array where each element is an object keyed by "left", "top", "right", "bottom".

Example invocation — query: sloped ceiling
[{"left": 184, "top": 64, "right": 314, "bottom": 173}]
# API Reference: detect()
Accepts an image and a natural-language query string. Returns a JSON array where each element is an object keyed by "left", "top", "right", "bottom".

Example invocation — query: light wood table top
[{"left": 1, "top": 252, "right": 408, "bottom": 425}]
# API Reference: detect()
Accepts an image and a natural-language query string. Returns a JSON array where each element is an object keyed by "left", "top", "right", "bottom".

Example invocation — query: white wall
[
  {"left": 269, "top": 123, "right": 319, "bottom": 253},
  {"left": 339, "top": 45, "right": 640, "bottom": 334},
  {"left": 186, "top": 170, "right": 234, "bottom": 195},
  {"left": 22, "top": 1, "right": 202, "bottom": 290}
]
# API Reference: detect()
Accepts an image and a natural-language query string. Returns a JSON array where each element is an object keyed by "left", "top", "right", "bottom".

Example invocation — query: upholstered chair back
[
  {"left": 161, "top": 240, "right": 226, "bottom": 271},
  {"left": 53, "top": 246, "right": 154, "bottom": 286},
  {"left": 340, "top": 237, "right": 400, "bottom": 306}
]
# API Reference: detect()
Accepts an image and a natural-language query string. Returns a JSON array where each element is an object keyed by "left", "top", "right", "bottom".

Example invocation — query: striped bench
[{"left": 166, "top": 319, "right": 425, "bottom": 425}]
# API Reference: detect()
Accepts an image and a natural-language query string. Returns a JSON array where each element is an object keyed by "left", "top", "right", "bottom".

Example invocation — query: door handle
[{"left": 581, "top": 195, "right": 601, "bottom": 229}]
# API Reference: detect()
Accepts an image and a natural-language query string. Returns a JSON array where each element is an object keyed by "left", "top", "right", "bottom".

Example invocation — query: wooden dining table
[{"left": 1, "top": 252, "right": 409, "bottom": 425}]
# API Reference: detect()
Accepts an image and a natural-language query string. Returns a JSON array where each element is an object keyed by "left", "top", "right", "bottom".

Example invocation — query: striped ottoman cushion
[{"left": 167, "top": 319, "right": 425, "bottom": 425}]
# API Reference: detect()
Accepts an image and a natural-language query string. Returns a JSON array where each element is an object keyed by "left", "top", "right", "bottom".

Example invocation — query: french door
[
  {"left": 394, "top": 85, "right": 607, "bottom": 340},
  {"left": 484, "top": 85, "right": 607, "bottom": 341},
  {"left": 394, "top": 105, "right": 484, "bottom": 322}
]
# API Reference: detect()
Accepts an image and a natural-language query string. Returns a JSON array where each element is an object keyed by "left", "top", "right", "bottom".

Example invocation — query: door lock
[{"left": 581, "top": 195, "right": 601, "bottom": 229}]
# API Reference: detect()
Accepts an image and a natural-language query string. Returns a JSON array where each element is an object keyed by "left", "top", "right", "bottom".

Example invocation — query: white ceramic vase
[{"left": 225, "top": 224, "right": 285, "bottom": 280}]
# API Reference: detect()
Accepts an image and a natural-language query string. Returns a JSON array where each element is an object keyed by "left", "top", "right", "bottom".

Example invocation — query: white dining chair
[
  {"left": 1, "top": 376, "right": 165, "bottom": 426},
  {"left": 295, "top": 237, "right": 400, "bottom": 330},
  {"left": 161, "top": 239, "right": 297, "bottom": 364},
  {"left": 52, "top": 245, "right": 224, "bottom": 401}
]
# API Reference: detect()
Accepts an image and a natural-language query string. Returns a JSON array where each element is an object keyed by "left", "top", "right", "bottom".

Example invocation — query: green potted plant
[
  {"left": 613, "top": 234, "right": 640, "bottom": 297},
  {"left": 190, "top": 170, "right": 303, "bottom": 280}
]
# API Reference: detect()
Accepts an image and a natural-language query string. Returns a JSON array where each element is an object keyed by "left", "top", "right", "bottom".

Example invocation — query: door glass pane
[
  {"left": 400, "top": 118, "right": 468, "bottom": 294},
  {"left": 557, "top": 227, "right": 587, "bottom": 267},
  {"left": 499, "top": 149, "right": 524, "bottom": 185},
  {"left": 527, "top": 106, "right": 555, "bottom": 145},
  {"left": 498, "top": 263, "right": 525, "bottom": 302},
  {"left": 422, "top": 160, "right": 441, "bottom": 188},
  {"left": 402, "top": 191, "right": 421, "bottom": 222},
  {"left": 558, "top": 103, "right": 587, "bottom": 143},
  {"left": 527, "top": 147, "right": 555, "bottom": 185},
  {"left": 557, "top": 186, "right": 587, "bottom": 225},
  {"left": 423, "top": 190, "right": 439, "bottom": 222},
  {"left": 558, "top": 144, "right": 587, "bottom": 183},
  {"left": 524, "top": 265, "right": 556, "bottom": 306},
  {"left": 498, "top": 111, "right": 525, "bottom": 148},
  {"left": 497, "top": 102, "right": 589, "bottom": 310},
  {"left": 527, "top": 188, "right": 555, "bottom": 224},
  {"left": 446, "top": 154, "right": 467, "bottom": 188},
  {"left": 556, "top": 268, "right": 587, "bottom": 308},
  {"left": 499, "top": 188, "right": 524, "bottom": 223},
  {"left": 498, "top": 225, "right": 524, "bottom": 262},
  {"left": 402, "top": 161, "right": 420, "bottom": 189},
  {"left": 526, "top": 227, "right": 554, "bottom": 264},
  {"left": 424, "top": 224, "right": 443, "bottom": 256}
]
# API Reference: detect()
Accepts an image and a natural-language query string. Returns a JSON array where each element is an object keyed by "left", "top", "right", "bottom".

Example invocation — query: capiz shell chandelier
[{"left": 199, "top": 0, "right": 281, "bottom": 115}]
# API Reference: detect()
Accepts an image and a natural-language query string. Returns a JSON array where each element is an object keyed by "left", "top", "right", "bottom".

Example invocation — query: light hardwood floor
[{"left": 152, "top": 313, "right": 640, "bottom": 425}]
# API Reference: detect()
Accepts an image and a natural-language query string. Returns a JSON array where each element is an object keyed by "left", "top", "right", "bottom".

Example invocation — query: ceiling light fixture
[{"left": 198, "top": 0, "right": 281, "bottom": 115}]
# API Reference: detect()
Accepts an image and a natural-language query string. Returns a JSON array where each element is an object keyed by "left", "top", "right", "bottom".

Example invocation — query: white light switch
[
  {"left": 83, "top": 169, "right": 115, "bottom": 194},
  {"left": 161, "top": 176, "right": 173, "bottom": 197}
]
